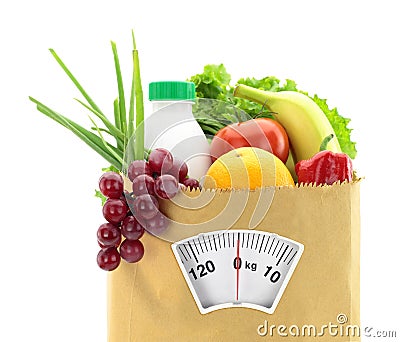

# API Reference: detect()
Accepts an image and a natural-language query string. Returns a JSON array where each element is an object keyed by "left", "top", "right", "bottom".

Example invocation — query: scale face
[{"left": 172, "top": 230, "right": 304, "bottom": 315}]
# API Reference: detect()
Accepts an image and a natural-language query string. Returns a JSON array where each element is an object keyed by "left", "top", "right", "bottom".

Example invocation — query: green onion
[
  {"left": 113, "top": 98, "right": 123, "bottom": 150},
  {"left": 111, "top": 41, "right": 127, "bottom": 144},
  {"left": 30, "top": 97, "right": 123, "bottom": 169},
  {"left": 88, "top": 115, "right": 124, "bottom": 165},
  {"left": 127, "top": 30, "right": 136, "bottom": 141},
  {"left": 74, "top": 98, "right": 124, "bottom": 143},
  {"left": 132, "top": 31, "right": 144, "bottom": 161},
  {"left": 29, "top": 31, "right": 146, "bottom": 172},
  {"left": 49, "top": 49, "right": 105, "bottom": 117}
]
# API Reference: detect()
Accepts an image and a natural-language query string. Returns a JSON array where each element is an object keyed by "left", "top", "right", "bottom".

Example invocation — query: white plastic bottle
[{"left": 145, "top": 81, "right": 211, "bottom": 180}]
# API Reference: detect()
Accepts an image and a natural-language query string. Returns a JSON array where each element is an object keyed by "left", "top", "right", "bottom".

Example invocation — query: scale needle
[{"left": 236, "top": 239, "right": 240, "bottom": 301}]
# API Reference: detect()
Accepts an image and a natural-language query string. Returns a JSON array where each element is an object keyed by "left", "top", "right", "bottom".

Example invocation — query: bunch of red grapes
[{"left": 97, "top": 148, "right": 200, "bottom": 271}]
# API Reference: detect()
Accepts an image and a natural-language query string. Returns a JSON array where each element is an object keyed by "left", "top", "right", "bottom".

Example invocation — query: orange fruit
[{"left": 203, "top": 147, "right": 294, "bottom": 189}]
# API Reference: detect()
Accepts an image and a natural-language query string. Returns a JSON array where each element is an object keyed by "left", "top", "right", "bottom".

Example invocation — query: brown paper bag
[{"left": 108, "top": 180, "right": 360, "bottom": 341}]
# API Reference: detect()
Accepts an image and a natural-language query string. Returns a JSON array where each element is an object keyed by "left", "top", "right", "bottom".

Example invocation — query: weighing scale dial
[{"left": 172, "top": 230, "right": 303, "bottom": 314}]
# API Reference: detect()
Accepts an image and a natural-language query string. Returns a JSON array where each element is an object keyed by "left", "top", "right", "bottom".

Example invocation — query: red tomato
[{"left": 210, "top": 118, "right": 289, "bottom": 163}]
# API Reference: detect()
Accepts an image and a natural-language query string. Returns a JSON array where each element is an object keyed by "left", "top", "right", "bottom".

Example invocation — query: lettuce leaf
[{"left": 188, "top": 64, "right": 357, "bottom": 159}]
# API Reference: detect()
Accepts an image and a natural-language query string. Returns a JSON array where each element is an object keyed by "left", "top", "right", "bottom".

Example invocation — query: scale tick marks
[
  {"left": 284, "top": 247, "right": 293, "bottom": 263},
  {"left": 287, "top": 251, "right": 297, "bottom": 265},
  {"left": 255, "top": 234, "right": 260, "bottom": 250},
  {"left": 197, "top": 238, "right": 204, "bottom": 253},
  {"left": 213, "top": 235, "right": 218, "bottom": 251},
  {"left": 259, "top": 235, "right": 266, "bottom": 253},
  {"left": 272, "top": 240, "right": 280, "bottom": 256},
  {"left": 203, "top": 236, "right": 208, "bottom": 252},
  {"left": 208, "top": 236, "right": 213, "bottom": 251},
  {"left": 264, "top": 236, "right": 271, "bottom": 253},
  {"left": 178, "top": 246, "right": 188, "bottom": 261},
  {"left": 276, "top": 242, "right": 284, "bottom": 258},
  {"left": 276, "top": 245, "right": 289, "bottom": 266},
  {"left": 268, "top": 238, "right": 276, "bottom": 254},
  {"left": 250, "top": 233, "right": 255, "bottom": 249},
  {"left": 183, "top": 244, "right": 191, "bottom": 259},
  {"left": 188, "top": 241, "right": 198, "bottom": 263},
  {"left": 193, "top": 240, "right": 200, "bottom": 255}
]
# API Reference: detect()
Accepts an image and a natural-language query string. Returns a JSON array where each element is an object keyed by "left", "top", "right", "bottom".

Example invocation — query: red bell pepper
[{"left": 295, "top": 134, "right": 353, "bottom": 186}]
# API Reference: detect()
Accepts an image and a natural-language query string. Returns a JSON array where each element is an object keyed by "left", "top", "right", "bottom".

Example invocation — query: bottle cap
[{"left": 149, "top": 81, "right": 196, "bottom": 101}]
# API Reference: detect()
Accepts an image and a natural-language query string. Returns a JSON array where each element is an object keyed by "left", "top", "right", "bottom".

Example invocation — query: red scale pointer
[{"left": 236, "top": 239, "right": 240, "bottom": 301}]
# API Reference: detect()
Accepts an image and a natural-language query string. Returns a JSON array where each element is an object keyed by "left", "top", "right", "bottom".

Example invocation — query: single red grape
[
  {"left": 148, "top": 148, "right": 173, "bottom": 175},
  {"left": 99, "top": 172, "right": 124, "bottom": 199},
  {"left": 133, "top": 194, "right": 159, "bottom": 220},
  {"left": 127, "top": 160, "right": 152, "bottom": 182},
  {"left": 154, "top": 174, "right": 179, "bottom": 199},
  {"left": 182, "top": 178, "right": 201, "bottom": 191},
  {"left": 103, "top": 198, "right": 128, "bottom": 225},
  {"left": 132, "top": 174, "right": 155, "bottom": 196},
  {"left": 166, "top": 158, "right": 188, "bottom": 183},
  {"left": 121, "top": 216, "right": 145, "bottom": 240},
  {"left": 120, "top": 239, "right": 144, "bottom": 263},
  {"left": 97, "top": 223, "right": 121, "bottom": 248},
  {"left": 97, "top": 247, "right": 121, "bottom": 271},
  {"left": 145, "top": 211, "right": 169, "bottom": 235}
]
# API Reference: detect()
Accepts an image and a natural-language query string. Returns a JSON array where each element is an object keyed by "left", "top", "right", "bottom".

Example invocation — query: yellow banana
[{"left": 233, "top": 84, "right": 341, "bottom": 165}]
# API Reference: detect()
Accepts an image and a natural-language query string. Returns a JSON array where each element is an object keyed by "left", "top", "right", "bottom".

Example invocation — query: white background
[{"left": 1, "top": 0, "right": 399, "bottom": 340}]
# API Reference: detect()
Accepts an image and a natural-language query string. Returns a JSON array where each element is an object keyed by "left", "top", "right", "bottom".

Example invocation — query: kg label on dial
[{"left": 171, "top": 230, "right": 304, "bottom": 315}]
